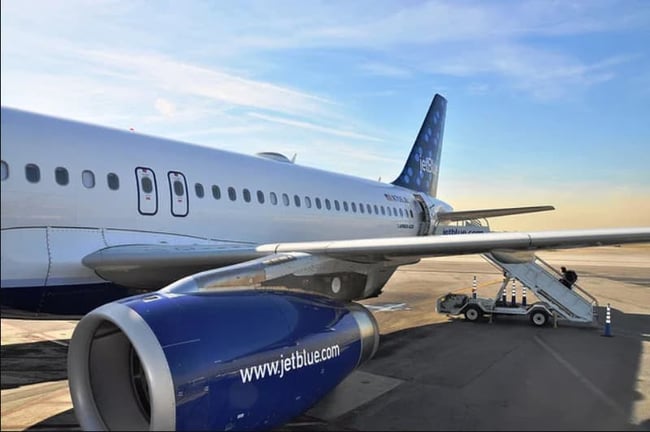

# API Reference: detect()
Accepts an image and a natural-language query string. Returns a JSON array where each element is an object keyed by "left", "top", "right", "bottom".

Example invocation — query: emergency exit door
[
  {"left": 168, "top": 171, "right": 189, "bottom": 217},
  {"left": 135, "top": 167, "right": 158, "bottom": 215}
]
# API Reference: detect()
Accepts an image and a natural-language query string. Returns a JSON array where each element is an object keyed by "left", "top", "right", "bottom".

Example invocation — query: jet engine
[{"left": 68, "top": 290, "right": 379, "bottom": 431}]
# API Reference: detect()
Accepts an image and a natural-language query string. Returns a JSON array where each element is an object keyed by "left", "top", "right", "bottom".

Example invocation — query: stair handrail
[
  {"left": 533, "top": 255, "right": 599, "bottom": 308},
  {"left": 482, "top": 252, "right": 600, "bottom": 309}
]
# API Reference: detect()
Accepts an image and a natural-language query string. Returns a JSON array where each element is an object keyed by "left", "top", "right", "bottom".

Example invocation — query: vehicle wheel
[
  {"left": 464, "top": 305, "right": 482, "bottom": 322},
  {"left": 530, "top": 310, "right": 548, "bottom": 327}
]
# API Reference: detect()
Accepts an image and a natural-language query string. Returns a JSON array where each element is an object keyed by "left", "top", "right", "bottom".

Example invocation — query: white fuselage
[{"left": 1, "top": 107, "right": 452, "bottom": 290}]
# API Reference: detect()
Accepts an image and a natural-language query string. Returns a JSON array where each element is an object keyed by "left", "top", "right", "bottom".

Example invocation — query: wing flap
[{"left": 437, "top": 205, "right": 555, "bottom": 221}]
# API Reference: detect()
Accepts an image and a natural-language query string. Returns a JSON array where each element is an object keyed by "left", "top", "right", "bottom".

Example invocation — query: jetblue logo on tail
[
  {"left": 420, "top": 157, "right": 435, "bottom": 174},
  {"left": 392, "top": 94, "right": 447, "bottom": 197}
]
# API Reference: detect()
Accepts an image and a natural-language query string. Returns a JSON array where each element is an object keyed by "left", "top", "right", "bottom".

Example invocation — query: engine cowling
[{"left": 67, "top": 290, "right": 379, "bottom": 431}]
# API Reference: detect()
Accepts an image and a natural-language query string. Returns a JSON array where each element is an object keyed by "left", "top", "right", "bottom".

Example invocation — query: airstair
[{"left": 482, "top": 252, "right": 599, "bottom": 324}]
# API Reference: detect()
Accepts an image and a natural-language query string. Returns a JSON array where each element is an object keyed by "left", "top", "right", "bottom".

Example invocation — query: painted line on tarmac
[
  {"left": 534, "top": 335, "right": 627, "bottom": 418},
  {"left": 46, "top": 338, "right": 69, "bottom": 347},
  {"left": 365, "top": 303, "right": 411, "bottom": 312}
]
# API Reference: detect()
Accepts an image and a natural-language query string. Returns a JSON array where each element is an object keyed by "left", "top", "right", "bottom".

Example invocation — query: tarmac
[{"left": 1, "top": 245, "right": 649, "bottom": 431}]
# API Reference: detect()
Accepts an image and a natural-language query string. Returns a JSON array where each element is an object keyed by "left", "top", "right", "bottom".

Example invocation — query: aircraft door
[
  {"left": 135, "top": 167, "right": 158, "bottom": 215},
  {"left": 168, "top": 171, "right": 189, "bottom": 217},
  {"left": 414, "top": 194, "right": 432, "bottom": 236}
]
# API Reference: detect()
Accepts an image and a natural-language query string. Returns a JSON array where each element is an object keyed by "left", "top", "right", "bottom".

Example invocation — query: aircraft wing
[
  {"left": 83, "top": 227, "right": 650, "bottom": 289},
  {"left": 436, "top": 205, "right": 555, "bottom": 221},
  {"left": 258, "top": 227, "right": 650, "bottom": 261}
]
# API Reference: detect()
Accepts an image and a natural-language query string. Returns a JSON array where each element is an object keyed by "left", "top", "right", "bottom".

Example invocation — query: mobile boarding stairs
[{"left": 437, "top": 252, "right": 599, "bottom": 327}]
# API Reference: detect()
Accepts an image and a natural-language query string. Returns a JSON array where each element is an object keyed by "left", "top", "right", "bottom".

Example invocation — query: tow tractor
[{"left": 436, "top": 252, "right": 599, "bottom": 327}]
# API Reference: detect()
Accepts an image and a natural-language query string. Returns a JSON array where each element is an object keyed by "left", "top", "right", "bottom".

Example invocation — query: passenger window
[
  {"left": 305, "top": 196, "right": 312, "bottom": 208},
  {"left": 81, "top": 170, "right": 95, "bottom": 188},
  {"left": 282, "top": 193, "right": 290, "bottom": 206},
  {"left": 140, "top": 176, "right": 153, "bottom": 193},
  {"left": 325, "top": 199, "right": 331, "bottom": 210},
  {"left": 55, "top": 167, "right": 69, "bottom": 186},
  {"left": 107, "top": 173, "right": 120, "bottom": 190},
  {"left": 381, "top": 206, "right": 386, "bottom": 216},
  {"left": 294, "top": 195, "right": 301, "bottom": 207},
  {"left": 0, "top": 160, "right": 8, "bottom": 181},
  {"left": 173, "top": 180, "right": 184, "bottom": 196},
  {"left": 359, "top": 203, "right": 365, "bottom": 214},
  {"left": 351, "top": 202, "right": 357, "bottom": 213},
  {"left": 243, "top": 188, "right": 251, "bottom": 202},
  {"left": 374, "top": 205, "right": 379, "bottom": 215},
  {"left": 399, "top": 208, "right": 404, "bottom": 217},
  {"left": 366, "top": 204, "right": 372, "bottom": 214},
  {"left": 195, "top": 183, "right": 205, "bottom": 198},
  {"left": 257, "top": 190, "right": 265, "bottom": 204},
  {"left": 228, "top": 187, "right": 237, "bottom": 201},
  {"left": 270, "top": 192, "right": 278, "bottom": 205},
  {"left": 212, "top": 185, "right": 221, "bottom": 199},
  {"left": 334, "top": 200, "right": 340, "bottom": 211},
  {"left": 409, "top": 209, "right": 414, "bottom": 218},
  {"left": 343, "top": 201, "right": 349, "bottom": 212},
  {"left": 25, "top": 163, "right": 40, "bottom": 183},
  {"left": 315, "top": 198, "right": 322, "bottom": 209}
]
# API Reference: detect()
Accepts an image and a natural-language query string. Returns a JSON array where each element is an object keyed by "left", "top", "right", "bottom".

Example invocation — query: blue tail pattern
[{"left": 392, "top": 94, "right": 447, "bottom": 197}]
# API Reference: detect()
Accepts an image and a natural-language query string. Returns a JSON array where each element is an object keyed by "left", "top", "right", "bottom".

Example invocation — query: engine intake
[{"left": 68, "top": 290, "right": 379, "bottom": 430}]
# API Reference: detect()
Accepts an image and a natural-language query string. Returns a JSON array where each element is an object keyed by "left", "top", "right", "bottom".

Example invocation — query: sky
[{"left": 1, "top": 0, "right": 649, "bottom": 231}]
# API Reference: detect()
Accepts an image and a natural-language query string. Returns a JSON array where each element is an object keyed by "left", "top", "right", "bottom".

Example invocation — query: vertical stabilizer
[{"left": 392, "top": 94, "right": 447, "bottom": 197}]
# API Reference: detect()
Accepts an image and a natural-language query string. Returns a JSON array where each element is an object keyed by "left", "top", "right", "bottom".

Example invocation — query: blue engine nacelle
[{"left": 67, "top": 290, "right": 379, "bottom": 430}]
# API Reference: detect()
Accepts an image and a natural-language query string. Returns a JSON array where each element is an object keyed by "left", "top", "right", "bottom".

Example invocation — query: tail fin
[{"left": 392, "top": 93, "right": 447, "bottom": 197}]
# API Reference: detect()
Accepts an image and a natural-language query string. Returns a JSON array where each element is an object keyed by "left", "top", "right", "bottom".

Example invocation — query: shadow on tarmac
[
  {"left": 19, "top": 306, "right": 649, "bottom": 431},
  {"left": 26, "top": 409, "right": 79, "bottom": 431},
  {"left": 343, "top": 311, "right": 647, "bottom": 431},
  {"left": 1, "top": 340, "right": 69, "bottom": 390}
]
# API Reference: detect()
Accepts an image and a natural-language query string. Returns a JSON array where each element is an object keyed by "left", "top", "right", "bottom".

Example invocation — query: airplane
[{"left": 1, "top": 93, "right": 648, "bottom": 431}]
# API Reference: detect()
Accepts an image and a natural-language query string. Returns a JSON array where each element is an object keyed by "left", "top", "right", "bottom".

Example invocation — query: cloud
[
  {"left": 79, "top": 49, "right": 332, "bottom": 117},
  {"left": 423, "top": 44, "right": 634, "bottom": 100},
  {"left": 279, "top": 137, "right": 401, "bottom": 181},
  {"left": 250, "top": 1, "right": 644, "bottom": 100},
  {"left": 284, "top": 0, "right": 649, "bottom": 48},
  {"left": 3, "top": 0, "right": 646, "bottom": 107},
  {"left": 466, "top": 82, "right": 490, "bottom": 96},
  {"left": 0, "top": 70, "right": 147, "bottom": 125},
  {"left": 359, "top": 62, "right": 412, "bottom": 78},
  {"left": 154, "top": 98, "right": 176, "bottom": 117},
  {"left": 248, "top": 112, "right": 384, "bottom": 142},
  {"left": 1, "top": 34, "right": 347, "bottom": 135}
]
